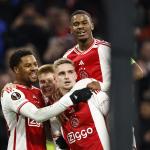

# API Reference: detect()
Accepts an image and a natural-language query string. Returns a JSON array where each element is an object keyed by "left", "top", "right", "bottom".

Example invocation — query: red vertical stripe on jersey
[
  {"left": 17, "top": 101, "right": 29, "bottom": 114},
  {"left": 13, "top": 114, "right": 19, "bottom": 150},
  {"left": 13, "top": 128, "right": 16, "bottom": 150}
]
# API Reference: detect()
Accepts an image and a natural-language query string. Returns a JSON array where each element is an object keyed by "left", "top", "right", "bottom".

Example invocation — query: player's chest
[
  {"left": 64, "top": 103, "right": 93, "bottom": 128},
  {"left": 23, "top": 89, "right": 43, "bottom": 108},
  {"left": 69, "top": 48, "right": 100, "bottom": 67}
]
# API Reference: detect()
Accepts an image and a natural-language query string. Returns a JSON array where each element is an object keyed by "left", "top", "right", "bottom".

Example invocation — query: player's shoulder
[
  {"left": 1, "top": 83, "right": 16, "bottom": 98},
  {"left": 31, "top": 86, "right": 42, "bottom": 95},
  {"left": 95, "top": 38, "right": 111, "bottom": 48},
  {"left": 63, "top": 45, "right": 77, "bottom": 57},
  {"left": 1, "top": 85, "right": 25, "bottom": 101},
  {"left": 31, "top": 86, "right": 40, "bottom": 91}
]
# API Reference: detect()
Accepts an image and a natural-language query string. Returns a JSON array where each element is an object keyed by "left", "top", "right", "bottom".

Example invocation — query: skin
[
  {"left": 38, "top": 71, "right": 61, "bottom": 137},
  {"left": 54, "top": 63, "right": 77, "bottom": 95},
  {"left": 70, "top": 13, "right": 94, "bottom": 51},
  {"left": 132, "top": 62, "right": 143, "bottom": 80},
  {"left": 38, "top": 72, "right": 55, "bottom": 97},
  {"left": 70, "top": 13, "right": 101, "bottom": 90},
  {"left": 87, "top": 81, "right": 101, "bottom": 92},
  {"left": 14, "top": 55, "right": 38, "bottom": 87}
]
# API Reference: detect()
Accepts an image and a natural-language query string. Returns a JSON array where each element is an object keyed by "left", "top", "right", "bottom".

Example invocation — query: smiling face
[
  {"left": 70, "top": 13, "right": 94, "bottom": 42},
  {"left": 38, "top": 72, "right": 55, "bottom": 97},
  {"left": 14, "top": 55, "right": 38, "bottom": 86},
  {"left": 54, "top": 63, "right": 77, "bottom": 95}
]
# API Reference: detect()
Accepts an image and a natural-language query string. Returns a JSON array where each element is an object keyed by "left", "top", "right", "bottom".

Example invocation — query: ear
[
  {"left": 75, "top": 72, "right": 78, "bottom": 81},
  {"left": 14, "top": 66, "right": 19, "bottom": 74},
  {"left": 91, "top": 22, "right": 94, "bottom": 30}
]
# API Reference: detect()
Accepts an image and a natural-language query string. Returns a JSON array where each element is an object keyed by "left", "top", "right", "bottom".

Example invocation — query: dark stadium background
[{"left": 0, "top": 0, "right": 150, "bottom": 150}]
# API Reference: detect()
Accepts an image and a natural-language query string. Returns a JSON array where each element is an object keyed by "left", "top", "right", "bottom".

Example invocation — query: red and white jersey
[
  {"left": 1, "top": 84, "right": 46, "bottom": 150},
  {"left": 61, "top": 78, "right": 110, "bottom": 150},
  {"left": 63, "top": 38, "right": 111, "bottom": 92}
]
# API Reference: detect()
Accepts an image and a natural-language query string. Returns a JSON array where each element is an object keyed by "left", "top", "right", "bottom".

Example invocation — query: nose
[
  {"left": 31, "top": 64, "right": 38, "bottom": 71},
  {"left": 64, "top": 73, "right": 69, "bottom": 79},
  {"left": 78, "top": 23, "right": 84, "bottom": 29}
]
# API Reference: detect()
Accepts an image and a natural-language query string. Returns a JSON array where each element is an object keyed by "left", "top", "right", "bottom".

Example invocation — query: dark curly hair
[
  {"left": 9, "top": 49, "right": 33, "bottom": 71},
  {"left": 71, "top": 10, "right": 93, "bottom": 22}
]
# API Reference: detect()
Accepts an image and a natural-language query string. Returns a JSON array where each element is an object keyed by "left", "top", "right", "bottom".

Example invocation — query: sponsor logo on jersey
[
  {"left": 70, "top": 116, "right": 79, "bottom": 128},
  {"left": 11, "top": 92, "right": 21, "bottom": 100},
  {"left": 28, "top": 118, "right": 42, "bottom": 127},
  {"left": 67, "top": 127, "right": 93, "bottom": 144}
]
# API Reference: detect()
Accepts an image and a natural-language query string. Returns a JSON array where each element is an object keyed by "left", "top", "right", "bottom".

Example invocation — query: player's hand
[
  {"left": 70, "top": 88, "right": 92, "bottom": 104},
  {"left": 87, "top": 81, "right": 101, "bottom": 93},
  {"left": 55, "top": 135, "right": 68, "bottom": 149}
]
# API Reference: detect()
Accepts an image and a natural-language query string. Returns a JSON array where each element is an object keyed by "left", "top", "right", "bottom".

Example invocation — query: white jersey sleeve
[
  {"left": 1, "top": 88, "right": 29, "bottom": 113},
  {"left": 1, "top": 88, "right": 73, "bottom": 123},
  {"left": 92, "top": 92, "right": 109, "bottom": 116},
  {"left": 20, "top": 93, "right": 73, "bottom": 122},
  {"left": 71, "top": 78, "right": 110, "bottom": 116},
  {"left": 98, "top": 44, "right": 111, "bottom": 92}
]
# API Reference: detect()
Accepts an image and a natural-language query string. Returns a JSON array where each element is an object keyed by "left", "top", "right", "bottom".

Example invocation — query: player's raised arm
[
  {"left": 93, "top": 91, "right": 110, "bottom": 116},
  {"left": 97, "top": 44, "right": 111, "bottom": 92}
]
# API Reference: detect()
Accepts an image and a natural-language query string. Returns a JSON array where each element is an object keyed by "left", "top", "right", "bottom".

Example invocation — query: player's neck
[
  {"left": 14, "top": 80, "right": 32, "bottom": 88},
  {"left": 78, "top": 37, "right": 94, "bottom": 51},
  {"left": 59, "top": 88, "right": 70, "bottom": 96}
]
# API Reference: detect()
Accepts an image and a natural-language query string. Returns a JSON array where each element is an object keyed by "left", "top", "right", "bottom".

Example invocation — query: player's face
[
  {"left": 38, "top": 72, "right": 55, "bottom": 97},
  {"left": 54, "top": 63, "right": 77, "bottom": 93},
  {"left": 70, "top": 14, "right": 94, "bottom": 41},
  {"left": 15, "top": 55, "right": 38, "bottom": 84}
]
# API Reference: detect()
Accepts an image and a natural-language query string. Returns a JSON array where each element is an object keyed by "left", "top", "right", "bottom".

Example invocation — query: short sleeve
[{"left": 1, "top": 88, "right": 29, "bottom": 113}]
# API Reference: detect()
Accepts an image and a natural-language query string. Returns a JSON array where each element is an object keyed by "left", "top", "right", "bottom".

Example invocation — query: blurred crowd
[{"left": 0, "top": 0, "right": 150, "bottom": 150}]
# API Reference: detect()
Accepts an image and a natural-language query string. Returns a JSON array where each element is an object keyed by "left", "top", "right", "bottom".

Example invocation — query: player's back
[{"left": 1, "top": 84, "right": 46, "bottom": 150}]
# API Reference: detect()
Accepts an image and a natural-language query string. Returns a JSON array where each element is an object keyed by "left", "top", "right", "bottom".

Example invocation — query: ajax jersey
[
  {"left": 1, "top": 84, "right": 46, "bottom": 150},
  {"left": 61, "top": 78, "right": 110, "bottom": 150}
]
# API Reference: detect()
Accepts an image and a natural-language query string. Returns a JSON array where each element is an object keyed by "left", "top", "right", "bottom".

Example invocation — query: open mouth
[
  {"left": 64, "top": 81, "right": 71, "bottom": 85},
  {"left": 42, "top": 86, "right": 54, "bottom": 96},
  {"left": 78, "top": 32, "right": 86, "bottom": 36},
  {"left": 30, "top": 72, "right": 37, "bottom": 79},
  {"left": 44, "top": 86, "right": 53, "bottom": 92},
  {"left": 77, "top": 31, "right": 86, "bottom": 36}
]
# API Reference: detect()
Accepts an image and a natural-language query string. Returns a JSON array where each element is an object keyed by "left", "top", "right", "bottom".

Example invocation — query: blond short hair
[
  {"left": 53, "top": 58, "right": 74, "bottom": 70},
  {"left": 38, "top": 64, "right": 54, "bottom": 76}
]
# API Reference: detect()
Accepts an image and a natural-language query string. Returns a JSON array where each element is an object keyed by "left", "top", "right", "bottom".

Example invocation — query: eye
[
  {"left": 68, "top": 70, "right": 74, "bottom": 74},
  {"left": 83, "top": 21, "right": 88, "bottom": 25},
  {"left": 59, "top": 72, "right": 65, "bottom": 76},
  {"left": 34, "top": 62, "right": 38, "bottom": 67},
  {"left": 73, "top": 22, "right": 79, "bottom": 26},
  {"left": 24, "top": 64, "right": 31, "bottom": 68},
  {"left": 39, "top": 80, "right": 46, "bottom": 84}
]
